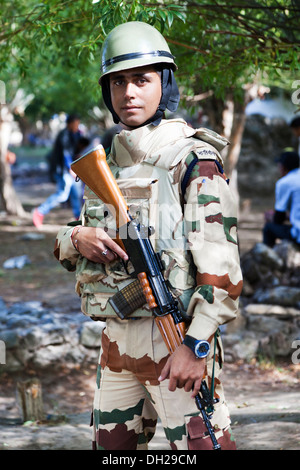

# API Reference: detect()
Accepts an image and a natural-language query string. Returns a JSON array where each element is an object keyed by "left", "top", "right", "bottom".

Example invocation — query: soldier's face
[{"left": 109, "top": 65, "right": 162, "bottom": 129}]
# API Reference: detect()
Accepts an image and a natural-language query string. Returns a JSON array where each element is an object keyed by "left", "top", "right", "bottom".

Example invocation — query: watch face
[{"left": 195, "top": 341, "right": 210, "bottom": 358}]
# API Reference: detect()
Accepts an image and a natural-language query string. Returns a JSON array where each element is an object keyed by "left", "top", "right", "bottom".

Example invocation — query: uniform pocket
[
  {"left": 185, "top": 413, "right": 216, "bottom": 450},
  {"left": 118, "top": 178, "right": 159, "bottom": 239},
  {"left": 83, "top": 178, "right": 159, "bottom": 242},
  {"left": 185, "top": 392, "right": 236, "bottom": 451},
  {"left": 185, "top": 411, "right": 236, "bottom": 450}
]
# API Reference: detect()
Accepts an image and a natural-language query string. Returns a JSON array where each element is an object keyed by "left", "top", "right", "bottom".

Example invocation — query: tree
[
  {"left": 166, "top": 1, "right": 300, "bottom": 184},
  {"left": 1, "top": 0, "right": 300, "bottom": 214}
]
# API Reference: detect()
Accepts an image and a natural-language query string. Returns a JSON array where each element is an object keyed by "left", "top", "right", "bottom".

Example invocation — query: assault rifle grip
[{"left": 137, "top": 272, "right": 157, "bottom": 309}]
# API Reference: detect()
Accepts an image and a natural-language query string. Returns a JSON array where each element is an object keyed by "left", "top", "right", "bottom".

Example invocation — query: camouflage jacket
[{"left": 55, "top": 119, "right": 243, "bottom": 341}]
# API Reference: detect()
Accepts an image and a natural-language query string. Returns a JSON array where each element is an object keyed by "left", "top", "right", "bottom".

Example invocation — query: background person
[
  {"left": 263, "top": 150, "right": 300, "bottom": 247},
  {"left": 290, "top": 116, "right": 300, "bottom": 157},
  {"left": 33, "top": 114, "right": 83, "bottom": 227}
]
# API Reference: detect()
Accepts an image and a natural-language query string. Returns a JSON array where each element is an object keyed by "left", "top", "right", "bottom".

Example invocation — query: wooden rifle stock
[
  {"left": 71, "top": 145, "right": 129, "bottom": 250},
  {"left": 71, "top": 145, "right": 129, "bottom": 227},
  {"left": 155, "top": 314, "right": 186, "bottom": 354}
]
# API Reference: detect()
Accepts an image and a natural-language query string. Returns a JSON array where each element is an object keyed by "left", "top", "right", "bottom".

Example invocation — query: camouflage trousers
[{"left": 92, "top": 317, "right": 236, "bottom": 450}]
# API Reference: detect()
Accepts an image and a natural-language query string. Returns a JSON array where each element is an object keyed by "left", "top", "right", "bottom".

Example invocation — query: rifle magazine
[{"left": 108, "top": 279, "right": 146, "bottom": 319}]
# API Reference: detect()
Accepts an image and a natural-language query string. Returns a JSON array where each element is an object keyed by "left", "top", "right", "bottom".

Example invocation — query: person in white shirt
[{"left": 263, "top": 151, "right": 300, "bottom": 247}]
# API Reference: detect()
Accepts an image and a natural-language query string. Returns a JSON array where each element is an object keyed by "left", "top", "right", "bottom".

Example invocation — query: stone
[
  {"left": 245, "top": 303, "right": 300, "bottom": 318},
  {"left": 258, "top": 330, "right": 296, "bottom": 358},
  {"left": 231, "top": 336, "right": 260, "bottom": 362},
  {"left": 80, "top": 321, "right": 105, "bottom": 348},
  {"left": 2, "top": 352, "right": 23, "bottom": 372},
  {"left": 252, "top": 286, "right": 300, "bottom": 307},
  {"left": 3, "top": 255, "right": 31, "bottom": 269},
  {"left": 252, "top": 242, "right": 284, "bottom": 271},
  {"left": 273, "top": 240, "right": 300, "bottom": 269},
  {"left": 0, "top": 298, "right": 8, "bottom": 316},
  {"left": 32, "top": 344, "right": 84, "bottom": 369},
  {"left": 0, "top": 330, "right": 19, "bottom": 349},
  {"left": 0, "top": 298, "right": 103, "bottom": 371}
]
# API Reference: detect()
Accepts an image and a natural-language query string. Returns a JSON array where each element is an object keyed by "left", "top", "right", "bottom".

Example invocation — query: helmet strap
[{"left": 147, "top": 68, "right": 180, "bottom": 126}]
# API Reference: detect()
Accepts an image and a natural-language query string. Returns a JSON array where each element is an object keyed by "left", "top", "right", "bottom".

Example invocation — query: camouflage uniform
[{"left": 55, "top": 118, "right": 243, "bottom": 450}]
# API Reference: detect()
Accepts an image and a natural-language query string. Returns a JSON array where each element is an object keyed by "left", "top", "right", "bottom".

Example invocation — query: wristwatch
[{"left": 183, "top": 335, "right": 210, "bottom": 359}]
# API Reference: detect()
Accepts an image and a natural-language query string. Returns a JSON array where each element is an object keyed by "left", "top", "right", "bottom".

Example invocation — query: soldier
[{"left": 54, "top": 22, "right": 243, "bottom": 450}]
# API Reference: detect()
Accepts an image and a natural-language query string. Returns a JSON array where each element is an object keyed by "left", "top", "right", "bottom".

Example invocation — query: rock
[
  {"left": 273, "top": 240, "right": 300, "bottom": 269},
  {"left": 0, "top": 298, "right": 8, "bottom": 316},
  {"left": 237, "top": 238, "right": 300, "bottom": 359},
  {"left": 252, "top": 286, "right": 300, "bottom": 307},
  {"left": 80, "top": 321, "right": 105, "bottom": 348},
  {"left": 241, "top": 241, "right": 300, "bottom": 290},
  {"left": 19, "top": 324, "right": 70, "bottom": 349},
  {"left": 245, "top": 303, "right": 300, "bottom": 318},
  {"left": 0, "top": 298, "right": 103, "bottom": 372},
  {"left": 252, "top": 242, "right": 284, "bottom": 270},
  {"left": 237, "top": 114, "right": 294, "bottom": 202},
  {"left": 18, "top": 233, "right": 45, "bottom": 241},
  {"left": 241, "top": 242, "right": 284, "bottom": 286},
  {"left": 3, "top": 255, "right": 31, "bottom": 269},
  {"left": 225, "top": 334, "right": 259, "bottom": 362},
  {"left": 4, "top": 352, "right": 24, "bottom": 371},
  {"left": 0, "top": 330, "right": 19, "bottom": 349},
  {"left": 32, "top": 344, "right": 85, "bottom": 369}
]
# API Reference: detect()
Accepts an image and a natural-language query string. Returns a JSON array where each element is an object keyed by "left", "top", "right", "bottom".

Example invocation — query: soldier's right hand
[{"left": 72, "top": 226, "right": 128, "bottom": 264}]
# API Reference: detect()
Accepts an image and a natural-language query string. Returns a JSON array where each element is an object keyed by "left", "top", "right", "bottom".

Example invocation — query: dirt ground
[{"left": 0, "top": 174, "right": 299, "bottom": 451}]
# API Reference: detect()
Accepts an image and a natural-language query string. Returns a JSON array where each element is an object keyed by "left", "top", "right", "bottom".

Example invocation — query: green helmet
[{"left": 99, "top": 21, "right": 177, "bottom": 82}]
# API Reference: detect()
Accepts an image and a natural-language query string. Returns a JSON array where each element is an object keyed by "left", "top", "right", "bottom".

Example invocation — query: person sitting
[{"left": 263, "top": 151, "right": 300, "bottom": 247}]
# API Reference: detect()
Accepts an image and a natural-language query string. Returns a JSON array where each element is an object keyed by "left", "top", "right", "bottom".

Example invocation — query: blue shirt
[{"left": 275, "top": 168, "right": 300, "bottom": 243}]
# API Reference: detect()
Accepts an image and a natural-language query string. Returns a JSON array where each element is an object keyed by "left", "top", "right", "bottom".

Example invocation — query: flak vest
[{"left": 74, "top": 119, "right": 229, "bottom": 320}]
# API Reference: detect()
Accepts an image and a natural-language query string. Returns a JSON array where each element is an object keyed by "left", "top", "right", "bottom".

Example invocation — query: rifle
[{"left": 71, "top": 145, "right": 221, "bottom": 450}]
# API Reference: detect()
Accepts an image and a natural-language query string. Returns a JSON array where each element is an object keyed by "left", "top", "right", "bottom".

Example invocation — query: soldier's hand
[
  {"left": 72, "top": 226, "right": 128, "bottom": 264},
  {"left": 158, "top": 344, "right": 206, "bottom": 397}
]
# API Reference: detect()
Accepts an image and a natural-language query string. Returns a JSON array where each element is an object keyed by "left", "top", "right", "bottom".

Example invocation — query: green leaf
[{"left": 167, "top": 11, "right": 174, "bottom": 28}]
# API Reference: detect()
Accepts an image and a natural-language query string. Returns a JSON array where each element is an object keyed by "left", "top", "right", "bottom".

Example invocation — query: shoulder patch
[
  {"left": 194, "top": 148, "right": 218, "bottom": 159},
  {"left": 186, "top": 160, "right": 226, "bottom": 187},
  {"left": 182, "top": 152, "right": 229, "bottom": 198}
]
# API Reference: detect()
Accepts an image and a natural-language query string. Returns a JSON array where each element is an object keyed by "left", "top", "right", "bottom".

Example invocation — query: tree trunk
[
  {"left": 201, "top": 94, "right": 246, "bottom": 177},
  {"left": 17, "top": 378, "right": 44, "bottom": 422},
  {"left": 0, "top": 105, "right": 28, "bottom": 217},
  {"left": 222, "top": 96, "right": 246, "bottom": 178},
  {"left": 200, "top": 93, "right": 248, "bottom": 208}
]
